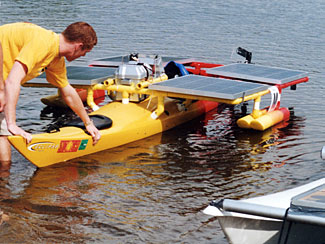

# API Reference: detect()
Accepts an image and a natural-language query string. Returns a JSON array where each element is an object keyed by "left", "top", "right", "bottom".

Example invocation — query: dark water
[{"left": 0, "top": 0, "right": 325, "bottom": 243}]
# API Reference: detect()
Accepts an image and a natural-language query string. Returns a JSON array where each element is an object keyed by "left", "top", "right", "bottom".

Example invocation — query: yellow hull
[{"left": 8, "top": 98, "right": 218, "bottom": 167}]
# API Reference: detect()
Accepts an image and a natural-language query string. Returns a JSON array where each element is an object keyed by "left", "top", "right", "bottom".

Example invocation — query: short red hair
[{"left": 62, "top": 22, "right": 97, "bottom": 50}]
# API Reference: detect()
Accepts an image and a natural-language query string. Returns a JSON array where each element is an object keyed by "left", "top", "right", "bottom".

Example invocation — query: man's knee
[{"left": 0, "top": 136, "right": 11, "bottom": 162}]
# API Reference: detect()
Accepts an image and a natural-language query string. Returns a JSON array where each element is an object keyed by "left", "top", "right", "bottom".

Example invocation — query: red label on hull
[{"left": 57, "top": 140, "right": 82, "bottom": 153}]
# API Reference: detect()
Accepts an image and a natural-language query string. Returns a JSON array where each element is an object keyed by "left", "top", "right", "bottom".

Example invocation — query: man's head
[{"left": 61, "top": 22, "right": 97, "bottom": 61}]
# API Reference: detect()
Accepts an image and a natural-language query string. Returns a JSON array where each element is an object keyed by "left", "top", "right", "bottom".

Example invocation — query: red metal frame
[
  {"left": 185, "top": 61, "right": 309, "bottom": 112},
  {"left": 185, "top": 62, "right": 223, "bottom": 76},
  {"left": 186, "top": 61, "right": 309, "bottom": 88}
]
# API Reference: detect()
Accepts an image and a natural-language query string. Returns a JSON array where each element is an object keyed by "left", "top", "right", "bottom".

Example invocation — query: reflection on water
[
  {"left": 0, "top": 0, "right": 324, "bottom": 242},
  {"left": 0, "top": 105, "right": 308, "bottom": 243}
]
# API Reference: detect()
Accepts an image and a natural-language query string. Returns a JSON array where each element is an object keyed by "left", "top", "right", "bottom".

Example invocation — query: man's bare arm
[{"left": 4, "top": 61, "right": 32, "bottom": 142}]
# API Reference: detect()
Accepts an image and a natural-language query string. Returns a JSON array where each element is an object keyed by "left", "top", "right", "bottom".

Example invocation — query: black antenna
[{"left": 237, "top": 47, "right": 252, "bottom": 63}]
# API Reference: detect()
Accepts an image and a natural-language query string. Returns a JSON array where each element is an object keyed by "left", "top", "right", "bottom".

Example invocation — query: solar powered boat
[{"left": 8, "top": 50, "right": 309, "bottom": 167}]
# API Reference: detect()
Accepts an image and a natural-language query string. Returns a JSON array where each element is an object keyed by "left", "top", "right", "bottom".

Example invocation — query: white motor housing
[
  {"left": 111, "top": 54, "right": 164, "bottom": 102},
  {"left": 115, "top": 62, "right": 149, "bottom": 85}
]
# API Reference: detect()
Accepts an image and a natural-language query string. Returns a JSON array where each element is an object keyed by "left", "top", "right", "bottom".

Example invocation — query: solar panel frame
[
  {"left": 291, "top": 184, "right": 325, "bottom": 210},
  {"left": 149, "top": 75, "right": 269, "bottom": 100},
  {"left": 24, "top": 66, "right": 116, "bottom": 88},
  {"left": 205, "top": 63, "right": 308, "bottom": 85},
  {"left": 89, "top": 56, "right": 197, "bottom": 67}
]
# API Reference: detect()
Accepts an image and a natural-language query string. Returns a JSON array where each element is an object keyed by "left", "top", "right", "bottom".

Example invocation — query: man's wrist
[{"left": 84, "top": 119, "right": 94, "bottom": 127}]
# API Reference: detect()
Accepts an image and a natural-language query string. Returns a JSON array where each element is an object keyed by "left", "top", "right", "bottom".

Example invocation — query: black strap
[{"left": 46, "top": 114, "right": 113, "bottom": 133}]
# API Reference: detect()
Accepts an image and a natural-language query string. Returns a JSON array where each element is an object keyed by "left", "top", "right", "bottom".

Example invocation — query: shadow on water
[{"left": 157, "top": 104, "right": 305, "bottom": 176}]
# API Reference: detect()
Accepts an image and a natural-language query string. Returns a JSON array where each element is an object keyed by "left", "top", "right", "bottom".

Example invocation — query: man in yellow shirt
[{"left": 0, "top": 22, "right": 101, "bottom": 164}]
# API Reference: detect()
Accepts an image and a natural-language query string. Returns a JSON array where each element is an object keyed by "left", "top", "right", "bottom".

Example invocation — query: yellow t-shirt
[{"left": 0, "top": 22, "right": 68, "bottom": 88}]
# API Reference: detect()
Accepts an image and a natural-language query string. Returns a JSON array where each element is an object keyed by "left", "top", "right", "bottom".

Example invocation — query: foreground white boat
[{"left": 204, "top": 178, "right": 325, "bottom": 244}]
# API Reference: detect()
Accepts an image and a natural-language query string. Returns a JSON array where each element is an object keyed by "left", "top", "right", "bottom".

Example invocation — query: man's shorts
[{"left": 0, "top": 112, "right": 11, "bottom": 136}]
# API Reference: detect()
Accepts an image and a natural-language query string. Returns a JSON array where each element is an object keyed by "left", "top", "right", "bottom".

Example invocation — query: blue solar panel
[
  {"left": 65, "top": 66, "right": 116, "bottom": 81},
  {"left": 25, "top": 66, "right": 116, "bottom": 87},
  {"left": 206, "top": 63, "right": 308, "bottom": 85},
  {"left": 149, "top": 75, "right": 269, "bottom": 100}
]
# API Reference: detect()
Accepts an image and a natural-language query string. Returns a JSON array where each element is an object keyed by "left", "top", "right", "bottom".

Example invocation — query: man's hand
[
  {"left": 7, "top": 124, "right": 32, "bottom": 143},
  {"left": 85, "top": 120, "right": 101, "bottom": 145}
]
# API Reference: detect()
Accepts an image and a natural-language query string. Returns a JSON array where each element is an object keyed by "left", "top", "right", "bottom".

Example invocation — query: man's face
[{"left": 65, "top": 43, "right": 92, "bottom": 61}]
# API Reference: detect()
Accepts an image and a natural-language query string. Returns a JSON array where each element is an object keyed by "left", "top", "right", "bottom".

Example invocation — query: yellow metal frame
[
  {"left": 86, "top": 75, "right": 271, "bottom": 121},
  {"left": 24, "top": 73, "right": 273, "bottom": 127}
]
